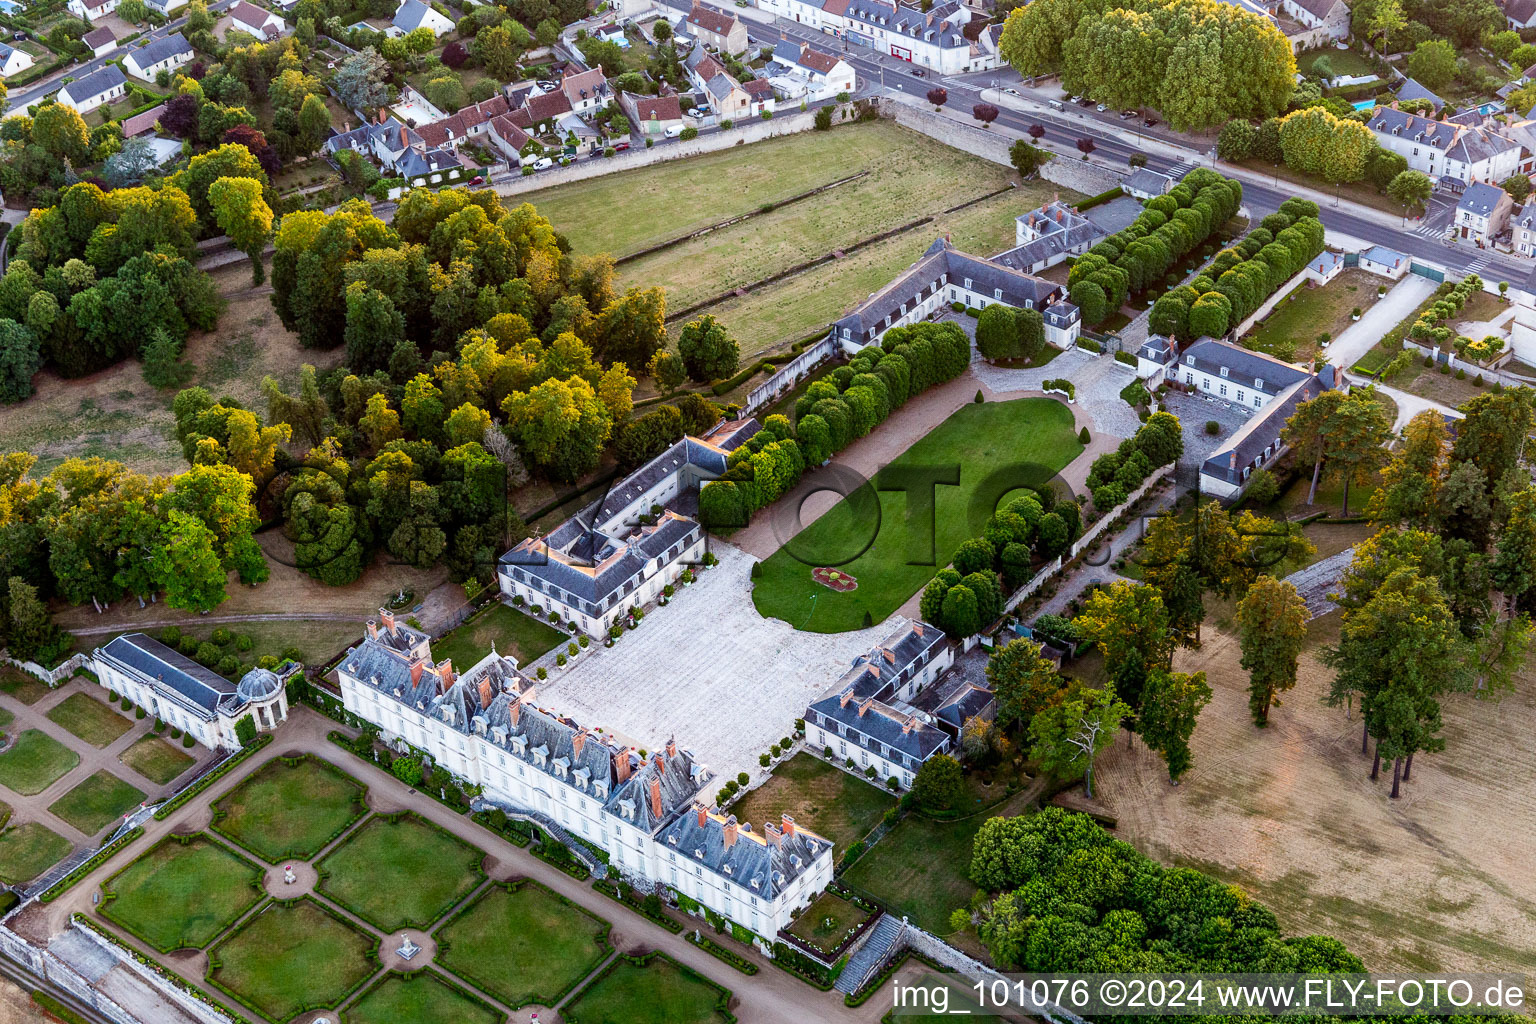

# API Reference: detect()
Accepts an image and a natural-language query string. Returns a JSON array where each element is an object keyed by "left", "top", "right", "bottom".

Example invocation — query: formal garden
[
  {"left": 343, "top": 970, "right": 502, "bottom": 1024},
  {"left": 751, "top": 399, "right": 1084, "bottom": 633},
  {"left": 316, "top": 812, "right": 485, "bottom": 932},
  {"left": 117, "top": 734, "right": 195, "bottom": 785},
  {"left": 45, "top": 693, "right": 134, "bottom": 749},
  {"left": 0, "top": 822, "right": 71, "bottom": 885},
  {"left": 46, "top": 770, "right": 145, "bottom": 836},
  {"left": 561, "top": 952, "right": 734, "bottom": 1024},
  {"left": 208, "top": 898, "right": 378, "bottom": 1022},
  {"left": 211, "top": 754, "right": 368, "bottom": 862},
  {"left": 429, "top": 600, "right": 568, "bottom": 670},
  {"left": 100, "top": 834, "right": 265, "bottom": 952},
  {"left": 0, "top": 730, "right": 79, "bottom": 796}
]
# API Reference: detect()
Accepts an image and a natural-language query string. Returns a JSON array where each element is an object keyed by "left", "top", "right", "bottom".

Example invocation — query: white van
[
  {"left": 1047, "top": 98, "right": 1064, "bottom": 111},
  {"left": 664, "top": 123, "right": 685, "bottom": 138}
]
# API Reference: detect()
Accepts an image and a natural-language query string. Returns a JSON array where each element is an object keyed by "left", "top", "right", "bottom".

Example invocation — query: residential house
[
  {"left": 1277, "top": 0, "right": 1350, "bottom": 50},
  {"left": 804, "top": 621, "right": 955, "bottom": 789},
  {"left": 325, "top": 115, "right": 466, "bottom": 187},
  {"left": 1043, "top": 301, "right": 1082, "bottom": 349},
  {"left": 1202, "top": 360, "right": 1340, "bottom": 499},
  {"left": 145, "top": 0, "right": 190, "bottom": 16},
  {"left": 390, "top": 0, "right": 454, "bottom": 37},
  {"left": 525, "top": 87, "right": 573, "bottom": 131},
  {"left": 831, "top": 236, "right": 1066, "bottom": 352},
  {"left": 123, "top": 33, "right": 194, "bottom": 82},
  {"left": 757, "top": 0, "right": 1002, "bottom": 74},
  {"left": 1123, "top": 167, "right": 1173, "bottom": 200},
  {"left": 593, "top": 21, "right": 629, "bottom": 46},
  {"left": 1154, "top": 337, "right": 1314, "bottom": 411},
  {"left": 1395, "top": 77, "right": 1445, "bottom": 112},
  {"left": 0, "top": 42, "right": 33, "bottom": 78},
  {"left": 82, "top": 26, "right": 116, "bottom": 57},
  {"left": 928, "top": 682, "right": 996, "bottom": 742},
  {"left": 685, "top": 44, "right": 750, "bottom": 120},
  {"left": 767, "top": 41, "right": 855, "bottom": 100},
  {"left": 685, "top": 2, "right": 748, "bottom": 55},
  {"left": 1456, "top": 181, "right": 1514, "bottom": 245},
  {"left": 227, "top": 0, "right": 290, "bottom": 39},
  {"left": 56, "top": 64, "right": 128, "bottom": 113},
  {"left": 1506, "top": 0, "right": 1536, "bottom": 30},
  {"left": 1303, "top": 250, "right": 1344, "bottom": 284},
  {"left": 560, "top": 67, "right": 610, "bottom": 116},
  {"left": 486, "top": 112, "right": 533, "bottom": 163},
  {"left": 499, "top": 419, "right": 758, "bottom": 636},
  {"left": 67, "top": 0, "right": 118, "bottom": 19},
  {"left": 742, "top": 77, "right": 775, "bottom": 115},
  {"left": 416, "top": 94, "right": 513, "bottom": 150},
  {"left": 991, "top": 200, "right": 1103, "bottom": 274},
  {"left": 122, "top": 103, "right": 165, "bottom": 137},
  {"left": 623, "top": 93, "right": 684, "bottom": 136},
  {"left": 1365, "top": 106, "right": 1522, "bottom": 190},
  {"left": 337, "top": 609, "right": 832, "bottom": 936},
  {"left": 1357, "top": 244, "right": 1409, "bottom": 278},
  {"left": 1514, "top": 206, "right": 1536, "bottom": 257},
  {"left": 91, "top": 634, "right": 291, "bottom": 749}
]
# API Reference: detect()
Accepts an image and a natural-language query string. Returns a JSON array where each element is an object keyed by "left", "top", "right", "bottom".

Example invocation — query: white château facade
[{"left": 337, "top": 610, "right": 833, "bottom": 935}]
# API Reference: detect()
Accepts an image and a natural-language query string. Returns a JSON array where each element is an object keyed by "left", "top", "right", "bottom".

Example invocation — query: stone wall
[
  {"left": 1039, "top": 155, "right": 1124, "bottom": 197},
  {"left": 745, "top": 336, "right": 839, "bottom": 415},
  {"left": 1230, "top": 266, "right": 1312, "bottom": 339},
  {"left": 899, "top": 924, "right": 1092, "bottom": 1024},
  {"left": 1, "top": 652, "right": 88, "bottom": 686}
]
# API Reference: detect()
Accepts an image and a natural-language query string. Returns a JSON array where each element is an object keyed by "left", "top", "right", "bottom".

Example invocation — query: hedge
[
  {"left": 1075, "top": 185, "right": 1124, "bottom": 212},
  {"left": 768, "top": 941, "right": 839, "bottom": 990},
  {"left": 567, "top": 952, "right": 736, "bottom": 1024},
  {"left": 39, "top": 826, "right": 145, "bottom": 903},
  {"left": 152, "top": 734, "right": 272, "bottom": 821},
  {"left": 690, "top": 931, "right": 759, "bottom": 974},
  {"left": 1113, "top": 350, "right": 1138, "bottom": 366},
  {"left": 1077, "top": 336, "right": 1104, "bottom": 353},
  {"left": 592, "top": 878, "right": 684, "bottom": 932},
  {"left": 205, "top": 896, "right": 380, "bottom": 1019}
]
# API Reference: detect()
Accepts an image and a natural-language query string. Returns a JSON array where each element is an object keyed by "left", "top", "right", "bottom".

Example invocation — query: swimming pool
[
  {"left": 1352, "top": 99, "right": 1376, "bottom": 111},
  {"left": 0, "top": 1, "right": 21, "bottom": 13}
]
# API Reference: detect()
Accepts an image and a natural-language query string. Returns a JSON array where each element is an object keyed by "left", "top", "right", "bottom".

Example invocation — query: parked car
[
  {"left": 1077, "top": 98, "right": 1094, "bottom": 108},
  {"left": 1068, "top": 95, "right": 1081, "bottom": 102},
  {"left": 537, "top": 80, "right": 557, "bottom": 91},
  {"left": 533, "top": 157, "right": 554, "bottom": 170},
  {"left": 1096, "top": 103, "right": 1107, "bottom": 112},
  {"left": 1119, "top": 109, "right": 1136, "bottom": 119},
  {"left": 1143, "top": 117, "right": 1159, "bottom": 127},
  {"left": 468, "top": 175, "right": 484, "bottom": 185},
  {"left": 613, "top": 140, "right": 630, "bottom": 151},
  {"left": 912, "top": 68, "right": 926, "bottom": 77},
  {"left": 1003, "top": 87, "right": 1020, "bottom": 96}
]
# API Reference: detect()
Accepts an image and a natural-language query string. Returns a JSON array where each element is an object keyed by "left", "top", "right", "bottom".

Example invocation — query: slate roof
[
  {"left": 397, "top": 145, "right": 461, "bottom": 178},
  {"left": 1202, "top": 370, "right": 1334, "bottom": 485},
  {"left": 97, "top": 633, "right": 240, "bottom": 720},
  {"left": 1137, "top": 333, "right": 1175, "bottom": 363},
  {"left": 804, "top": 621, "right": 952, "bottom": 764},
  {"left": 129, "top": 33, "right": 192, "bottom": 69},
  {"left": 993, "top": 201, "right": 1102, "bottom": 271},
  {"left": 1358, "top": 244, "right": 1406, "bottom": 268},
  {"left": 1459, "top": 181, "right": 1508, "bottom": 217},
  {"left": 1044, "top": 301, "right": 1079, "bottom": 329},
  {"left": 934, "top": 683, "right": 996, "bottom": 732},
  {"left": 1368, "top": 107, "right": 1455, "bottom": 150},
  {"left": 1307, "top": 250, "right": 1342, "bottom": 275},
  {"left": 393, "top": 0, "right": 435, "bottom": 31},
  {"left": 1287, "top": 0, "right": 1339, "bottom": 17},
  {"left": 842, "top": 0, "right": 966, "bottom": 48},
  {"left": 656, "top": 806, "right": 831, "bottom": 899},
  {"left": 1178, "top": 339, "right": 1310, "bottom": 395},
  {"left": 60, "top": 64, "right": 126, "bottom": 103},
  {"left": 1123, "top": 167, "right": 1172, "bottom": 195},
  {"left": 82, "top": 26, "right": 115, "bottom": 49}
]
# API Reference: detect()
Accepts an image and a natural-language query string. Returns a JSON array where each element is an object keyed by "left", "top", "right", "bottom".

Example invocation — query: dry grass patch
[{"left": 1093, "top": 627, "right": 1536, "bottom": 976}]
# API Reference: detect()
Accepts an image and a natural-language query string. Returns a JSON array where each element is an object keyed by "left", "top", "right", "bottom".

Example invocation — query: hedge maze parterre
[
  {"left": 562, "top": 951, "right": 736, "bottom": 1024},
  {"left": 316, "top": 811, "right": 485, "bottom": 932},
  {"left": 100, "top": 833, "right": 264, "bottom": 952},
  {"left": 208, "top": 897, "right": 379, "bottom": 1023},
  {"left": 210, "top": 754, "right": 368, "bottom": 862}
]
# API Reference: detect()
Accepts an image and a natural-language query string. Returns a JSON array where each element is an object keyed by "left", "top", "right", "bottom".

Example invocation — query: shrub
[
  {"left": 1455, "top": 367, "right": 1466, "bottom": 379},
  {"left": 845, "top": 757, "right": 855, "bottom": 768},
  {"left": 769, "top": 744, "right": 781, "bottom": 757},
  {"left": 182, "top": 734, "right": 195, "bottom": 748},
  {"left": 951, "top": 301, "right": 965, "bottom": 312},
  {"left": 886, "top": 777, "right": 899, "bottom": 790},
  {"left": 108, "top": 691, "right": 119, "bottom": 702},
  {"left": 974, "top": 389, "right": 984, "bottom": 403},
  {"left": 1205, "top": 420, "right": 1220, "bottom": 435},
  {"left": 537, "top": 667, "right": 548, "bottom": 679},
  {"left": 680, "top": 126, "right": 699, "bottom": 140},
  {"left": 234, "top": 634, "right": 253, "bottom": 652},
  {"left": 211, "top": 627, "right": 233, "bottom": 646},
  {"left": 1423, "top": 355, "right": 1434, "bottom": 367},
  {"left": 760, "top": 754, "right": 771, "bottom": 767},
  {"left": 135, "top": 707, "right": 146, "bottom": 720},
  {"left": 159, "top": 627, "right": 181, "bottom": 645},
  {"left": 1474, "top": 373, "right": 1485, "bottom": 387},
  {"left": 1079, "top": 426, "right": 1091, "bottom": 443},
  {"left": 781, "top": 736, "right": 791, "bottom": 747},
  {"left": 578, "top": 635, "right": 590, "bottom": 648},
  {"left": 864, "top": 765, "right": 876, "bottom": 778},
  {"left": 824, "top": 745, "right": 834, "bottom": 757},
  {"left": 1113, "top": 350, "right": 1138, "bottom": 366},
  {"left": 567, "top": 642, "right": 578, "bottom": 656},
  {"left": 736, "top": 771, "right": 750, "bottom": 786},
  {"left": 556, "top": 653, "right": 567, "bottom": 666}
]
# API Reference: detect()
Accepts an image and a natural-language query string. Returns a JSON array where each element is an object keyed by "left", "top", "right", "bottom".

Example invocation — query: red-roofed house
[
  {"left": 487, "top": 114, "right": 532, "bottom": 164},
  {"left": 741, "top": 77, "right": 775, "bottom": 116},
  {"left": 684, "top": 3, "right": 747, "bottom": 55},
  {"left": 622, "top": 93, "right": 684, "bottom": 137},
  {"left": 122, "top": 103, "right": 166, "bottom": 137},
  {"left": 560, "top": 67, "right": 609, "bottom": 116},
  {"left": 525, "top": 88, "right": 573, "bottom": 129}
]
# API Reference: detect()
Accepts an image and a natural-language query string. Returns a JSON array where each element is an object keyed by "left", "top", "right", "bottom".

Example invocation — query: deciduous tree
[
  {"left": 1235, "top": 575, "right": 1308, "bottom": 726},
  {"left": 1028, "top": 686, "right": 1129, "bottom": 798}
]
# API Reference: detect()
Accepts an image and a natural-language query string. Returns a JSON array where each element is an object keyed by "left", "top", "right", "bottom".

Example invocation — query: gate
[{"left": 1410, "top": 261, "right": 1445, "bottom": 283}]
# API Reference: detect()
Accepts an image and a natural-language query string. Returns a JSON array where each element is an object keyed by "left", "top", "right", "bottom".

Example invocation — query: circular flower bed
[{"left": 812, "top": 567, "right": 858, "bottom": 592}]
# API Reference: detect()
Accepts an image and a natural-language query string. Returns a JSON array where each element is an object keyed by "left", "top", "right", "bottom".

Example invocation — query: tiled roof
[
  {"left": 561, "top": 67, "right": 607, "bottom": 106},
  {"left": 129, "top": 32, "right": 192, "bottom": 68},
  {"left": 526, "top": 89, "right": 572, "bottom": 122},
  {"left": 1287, "top": 0, "right": 1339, "bottom": 18},
  {"left": 82, "top": 26, "right": 115, "bottom": 48},
  {"left": 60, "top": 64, "right": 126, "bottom": 102},
  {"left": 798, "top": 47, "right": 839, "bottom": 73},
  {"left": 742, "top": 77, "right": 773, "bottom": 98},
  {"left": 415, "top": 116, "right": 459, "bottom": 148},
  {"left": 656, "top": 806, "right": 831, "bottom": 898},
  {"left": 1509, "top": 0, "right": 1536, "bottom": 23},
  {"left": 122, "top": 103, "right": 165, "bottom": 137},
  {"left": 686, "top": 3, "right": 738, "bottom": 37},
  {"left": 489, "top": 114, "right": 530, "bottom": 151},
  {"left": 229, "top": 0, "right": 278, "bottom": 32},
  {"left": 632, "top": 94, "right": 682, "bottom": 121},
  {"left": 97, "top": 633, "right": 239, "bottom": 719}
]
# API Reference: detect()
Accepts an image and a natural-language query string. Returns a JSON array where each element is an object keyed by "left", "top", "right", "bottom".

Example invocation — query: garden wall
[
  {"left": 1, "top": 652, "right": 88, "bottom": 686},
  {"left": 898, "top": 924, "right": 1093, "bottom": 1024},
  {"left": 745, "top": 336, "right": 839, "bottom": 415},
  {"left": 0, "top": 923, "right": 141, "bottom": 1024}
]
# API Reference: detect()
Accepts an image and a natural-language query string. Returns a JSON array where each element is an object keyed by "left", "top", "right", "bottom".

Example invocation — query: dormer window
[
  {"left": 724, "top": 864, "right": 732, "bottom": 875},
  {"left": 1254, "top": 377, "right": 1264, "bottom": 389},
  {"left": 669, "top": 835, "right": 678, "bottom": 845},
  {"left": 1185, "top": 355, "right": 1195, "bottom": 366},
  {"left": 1219, "top": 367, "right": 1229, "bottom": 378},
  {"left": 694, "top": 847, "right": 704, "bottom": 858}
]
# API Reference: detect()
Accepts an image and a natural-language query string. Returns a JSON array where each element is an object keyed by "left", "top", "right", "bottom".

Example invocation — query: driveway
[
  {"left": 1323, "top": 274, "right": 1436, "bottom": 372},
  {"left": 1345, "top": 374, "right": 1463, "bottom": 430}
]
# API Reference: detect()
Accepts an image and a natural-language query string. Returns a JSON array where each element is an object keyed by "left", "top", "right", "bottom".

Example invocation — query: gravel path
[{"left": 1283, "top": 546, "right": 1357, "bottom": 619}]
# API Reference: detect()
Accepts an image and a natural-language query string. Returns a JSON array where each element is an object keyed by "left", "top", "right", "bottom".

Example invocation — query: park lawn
[
  {"left": 101, "top": 835, "right": 263, "bottom": 951},
  {"left": 786, "top": 890, "right": 872, "bottom": 953},
  {"left": 212, "top": 756, "right": 366, "bottom": 862},
  {"left": 0, "top": 823, "right": 71, "bottom": 885},
  {"left": 563, "top": 953, "right": 731, "bottom": 1024},
  {"left": 728, "top": 753, "right": 894, "bottom": 851},
  {"left": 316, "top": 814, "right": 484, "bottom": 931},
  {"left": 0, "top": 667, "right": 51, "bottom": 705},
  {"left": 843, "top": 809, "right": 1003, "bottom": 936},
  {"left": 1242, "top": 269, "right": 1380, "bottom": 363},
  {"left": 752, "top": 399, "right": 1083, "bottom": 633},
  {"left": 344, "top": 971, "right": 501, "bottom": 1024},
  {"left": 431, "top": 602, "right": 566, "bottom": 670},
  {"left": 118, "top": 735, "right": 194, "bottom": 785},
  {"left": 210, "top": 899, "right": 376, "bottom": 1022},
  {"left": 46, "top": 693, "right": 134, "bottom": 749},
  {"left": 437, "top": 880, "right": 611, "bottom": 1008},
  {"left": 0, "top": 731, "right": 80, "bottom": 796},
  {"left": 1299, "top": 46, "right": 1378, "bottom": 78},
  {"left": 48, "top": 771, "right": 145, "bottom": 836}
]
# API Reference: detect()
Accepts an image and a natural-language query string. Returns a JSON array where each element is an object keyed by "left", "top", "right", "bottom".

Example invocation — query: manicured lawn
[
  {"left": 563, "top": 952, "right": 731, "bottom": 1024},
  {"left": 48, "top": 771, "right": 145, "bottom": 836},
  {"left": 1242, "top": 269, "right": 1381, "bottom": 363},
  {"left": 316, "top": 813, "right": 483, "bottom": 931},
  {"left": 0, "top": 667, "right": 51, "bottom": 705},
  {"left": 437, "top": 880, "right": 611, "bottom": 1008},
  {"left": 431, "top": 602, "right": 566, "bottom": 671},
  {"left": 46, "top": 693, "right": 134, "bottom": 749},
  {"left": 0, "top": 730, "right": 80, "bottom": 796},
  {"left": 212, "top": 756, "right": 366, "bottom": 862},
  {"left": 0, "top": 822, "right": 71, "bottom": 885},
  {"left": 118, "top": 734, "right": 194, "bottom": 785},
  {"left": 752, "top": 399, "right": 1084, "bottom": 632},
  {"left": 843, "top": 810, "right": 999, "bottom": 936},
  {"left": 101, "top": 835, "right": 263, "bottom": 951},
  {"left": 787, "top": 890, "right": 872, "bottom": 954},
  {"left": 344, "top": 971, "right": 501, "bottom": 1024},
  {"left": 728, "top": 754, "right": 894, "bottom": 851},
  {"left": 1298, "top": 45, "right": 1378, "bottom": 78},
  {"left": 210, "top": 899, "right": 376, "bottom": 1022}
]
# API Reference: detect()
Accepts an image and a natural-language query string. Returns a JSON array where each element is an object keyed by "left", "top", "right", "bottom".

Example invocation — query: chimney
[
  {"left": 697, "top": 804, "right": 707, "bottom": 827},
  {"left": 724, "top": 816, "right": 739, "bottom": 849},
  {"left": 652, "top": 752, "right": 665, "bottom": 773},
  {"left": 839, "top": 689, "right": 853, "bottom": 708},
  {"left": 666, "top": 736, "right": 677, "bottom": 759},
  {"left": 858, "top": 697, "right": 873, "bottom": 717},
  {"left": 1229, "top": 451, "right": 1237, "bottom": 470},
  {"left": 478, "top": 679, "right": 493, "bottom": 709},
  {"left": 883, "top": 648, "right": 895, "bottom": 665},
  {"left": 438, "top": 659, "right": 453, "bottom": 689},
  {"left": 366, "top": 618, "right": 377, "bottom": 640},
  {"left": 615, "top": 751, "right": 632, "bottom": 783},
  {"left": 572, "top": 730, "right": 586, "bottom": 758},
  {"left": 409, "top": 659, "right": 424, "bottom": 686},
  {"left": 400, "top": 124, "right": 407, "bottom": 148},
  {"left": 765, "top": 823, "right": 783, "bottom": 847},
  {"left": 649, "top": 777, "right": 663, "bottom": 819},
  {"left": 913, "top": 623, "right": 924, "bottom": 637},
  {"left": 381, "top": 610, "right": 396, "bottom": 634},
  {"left": 509, "top": 700, "right": 522, "bottom": 727},
  {"left": 781, "top": 813, "right": 796, "bottom": 837}
]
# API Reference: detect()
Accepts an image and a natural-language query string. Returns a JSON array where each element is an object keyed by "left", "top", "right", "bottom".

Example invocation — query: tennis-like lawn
[
  {"left": 212, "top": 756, "right": 366, "bottom": 862},
  {"left": 101, "top": 834, "right": 263, "bottom": 951},
  {"left": 118, "top": 734, "right": 194, "bottom": 785},
  {"left": 753, "top": 399, "right": 1083, "bottom": 632},
  {"left": 728, "top": 753, "right": 894, "bottom": 851},
  {"left": 210, "top": 899, "right": 376, "bottom": 1021},
  {"left": 437, "top": 880, "right": 610, "bottom": 1008},
  {"left": 46, "top": 694, "right": 133, "bottom": 749},
  {"left": 430, "top": 602, "right": 566, "bottom": 671},
  {"left": 564, "top": 952, "right": 731, "bottom": 1024},
  {"left": 0, "top": 730, "right": 80, "bottom": 796},
  {"left": 0, "top": 822, "right": 71, "bottom": 884},
  {"left": 316, "top": 813, "right": 483, "bottom": 931},
  {"left": 345, "top": 971, "right": 501, "bottom": 1024},
  {"left": 48, "top": 771, "right": 145, "bottom": 836}
]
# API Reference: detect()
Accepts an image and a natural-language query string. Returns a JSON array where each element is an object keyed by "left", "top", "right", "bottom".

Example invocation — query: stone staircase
[
  {"left": 470, "top": 796, "right": 607, "bottom": 878},
  {"left": 834, "top": 913, "right": 906, "bottom": 994}
]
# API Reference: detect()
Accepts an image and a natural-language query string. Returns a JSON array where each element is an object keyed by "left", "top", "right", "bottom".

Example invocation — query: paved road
[{"left": 4, "top": 0, "right": 237, "bottom": 114}]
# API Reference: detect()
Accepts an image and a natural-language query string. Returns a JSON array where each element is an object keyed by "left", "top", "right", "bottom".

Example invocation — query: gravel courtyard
[{"left": 529, "top": 543, "right": 891, "bottom": 787}]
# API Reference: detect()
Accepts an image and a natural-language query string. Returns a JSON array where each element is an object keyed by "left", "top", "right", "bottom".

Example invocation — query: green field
[
  {"left": 0, "top": 822, "right": 71, "bottom": 884},
  {"left": 212, "top": 756, "right": 367, "bottom": 862},
  {"left": 787, "top": 889, "right": 872, "bottom": 952},
  {"left": 48, "top": 771, "right": 145, "bottom": 836},
  {"left": 344, "top": 971, "right": 501, "bottom": 1024},
  {"left": 1242, "top": 269, "right": 1380, "bottom": 363},
  {"left": 727, "top": 753, "right": 894, "bottom": 850},
  {"left": 45, "top": 694, "right": 134, "bottom": 749},
  {"left": 0, "top": 667, "right": 51, "bottom": 705},
  {"left": 430, "top": 602, "right": 566, "bottom": 671},
  {"left": 101, "top": 835, "right": 263, "bottom": 951},
  {"left": 436, "top": 880, "right": 611, "bottom": 1008},
  {"left": 118, "top": 734, "right": 194, "bottom": 785},
  {"left": 563, "top": 953, "right": 731, "bottom": 1024},
  {"left": 316, "top": 814, "right": 484, "bottom": 931},
  {"left": 752, "top": 399, "right": 1084, "bottom": 632},
  {"left": 0, "top": 730, "right": 80, "bottom": 796},
  {"left": 210, "top": 899, "right": 376, "bottom": 1021}
]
